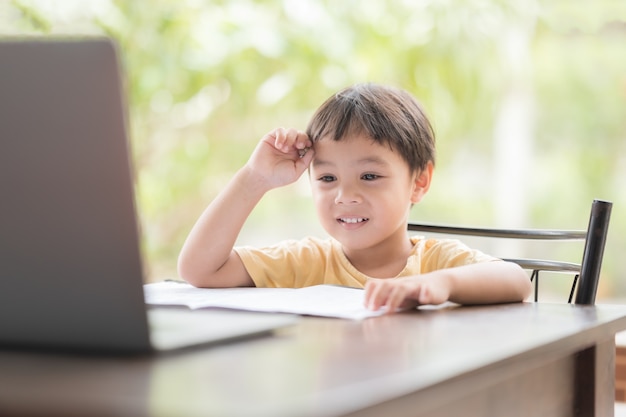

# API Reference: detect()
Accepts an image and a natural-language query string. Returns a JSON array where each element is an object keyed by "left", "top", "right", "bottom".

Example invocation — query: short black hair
[{"left": 306, "top": 83, "right": 436, "bottom": 172}]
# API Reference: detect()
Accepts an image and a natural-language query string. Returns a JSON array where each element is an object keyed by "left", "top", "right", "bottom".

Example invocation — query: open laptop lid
[{"left": 0, "top": 38, "right": 152, "bottom": 353}]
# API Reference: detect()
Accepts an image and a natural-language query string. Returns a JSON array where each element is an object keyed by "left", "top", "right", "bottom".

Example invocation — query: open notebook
[
  {"left": 0, "top": 38, "right": 296, "bottom": 354},
  {"left": 145, "top": 281, "right": 387, "bottom": 320}
]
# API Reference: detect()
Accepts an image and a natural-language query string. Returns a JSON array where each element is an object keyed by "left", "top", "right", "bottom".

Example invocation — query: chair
[{"left": 407, "top": 199, "right": 612, "bottom": 305}]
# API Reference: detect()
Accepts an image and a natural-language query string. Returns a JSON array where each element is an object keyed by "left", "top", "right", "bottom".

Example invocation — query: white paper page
[{"left": 144, "top": 281, "right": 386, "bottom": 320}]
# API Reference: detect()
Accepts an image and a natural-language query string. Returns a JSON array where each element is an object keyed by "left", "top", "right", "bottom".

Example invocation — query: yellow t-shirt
[{"left": 234, "top": 236, "right": 498, "bottom": 288}]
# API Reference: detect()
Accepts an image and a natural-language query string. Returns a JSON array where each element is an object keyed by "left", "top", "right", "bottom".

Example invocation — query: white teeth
[{"left": 340, "top": 217, "right": 368, "bottom": 224}]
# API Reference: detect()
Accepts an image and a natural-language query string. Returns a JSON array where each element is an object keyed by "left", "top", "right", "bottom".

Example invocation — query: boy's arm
[
  {"left": 364, "top": 261, "right": 532, "bottom": 312},
  {"left": 177, "top": 128, "right": 313, "bottom": 288}
]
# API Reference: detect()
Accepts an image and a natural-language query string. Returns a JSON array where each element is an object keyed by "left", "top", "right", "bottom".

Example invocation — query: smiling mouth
[{"left": 338, "top": 217, "right": 369, "bottom": 224}]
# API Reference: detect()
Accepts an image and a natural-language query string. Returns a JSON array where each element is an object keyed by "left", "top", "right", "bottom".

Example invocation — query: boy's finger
[
  {"left": 363, "top": 282, "right": 374, "bottom": 309},
  {"left": 276, "top": 129, "right": 309, "bottom": 154},
  {"left": 296, "top": 147, "right": 314, "bottom": 168},
  {"left": 418, "top": 285, "right": 431, "bottom": 304},
  {"left": 385, "top": 287, "right": 405, "bottom": 314},
  {"left": 295, "top": 131, "right": 311, "bottom": 148},
  {"left": 271, "top": 127, "right": 290, "bottom": 152},
  {"left": 365, "top": 282, "right": 386, "bottom": 311},
  {"left": 363, "top": 279, "right": 378, "bottom": 303}
]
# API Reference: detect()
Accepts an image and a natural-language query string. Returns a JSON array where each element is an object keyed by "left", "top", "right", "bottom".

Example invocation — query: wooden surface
[
  {"left": 1, "top": 302, "right": 626, "bottom": 417},
  {"left": 615, "top": 332, "right": 626, "bottom": 401}
]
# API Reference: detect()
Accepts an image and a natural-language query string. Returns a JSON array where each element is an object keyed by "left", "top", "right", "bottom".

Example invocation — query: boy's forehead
[
  {"left": 314, "top": 133, "right": 395, "bottom": 154},
  {"left": 315, "top": 132, "right": 380, "bottom": 147}
]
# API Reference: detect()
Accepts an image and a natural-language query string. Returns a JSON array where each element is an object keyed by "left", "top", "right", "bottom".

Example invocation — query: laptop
[{"left": 0, "top": 37, "right": 297, "bottom": 354}]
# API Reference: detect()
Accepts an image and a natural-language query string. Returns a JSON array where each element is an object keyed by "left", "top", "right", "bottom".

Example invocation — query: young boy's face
[{"left": 309, "top": 133, "right": 431, "bottom": 253}]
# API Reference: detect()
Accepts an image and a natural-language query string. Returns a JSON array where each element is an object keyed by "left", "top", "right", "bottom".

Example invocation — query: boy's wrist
[{"left": 235, "top": 165, "right": 274, "bottom": 197}]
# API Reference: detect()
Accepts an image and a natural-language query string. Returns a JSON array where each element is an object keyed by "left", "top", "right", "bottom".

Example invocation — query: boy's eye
[
  {"left": 361, "top": 173, "right": 380, "bottom": 181},
  {"left": 318, "top": 175, "right": 336, "bottom": 182}
]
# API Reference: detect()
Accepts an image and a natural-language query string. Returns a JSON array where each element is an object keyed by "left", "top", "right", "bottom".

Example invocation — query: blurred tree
[{"left": 3, "top": 0, "right": 625, "bottom": 299}]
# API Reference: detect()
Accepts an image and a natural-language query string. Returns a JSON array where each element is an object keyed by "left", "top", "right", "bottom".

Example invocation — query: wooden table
[{"left": 1, "top": 302, "right": 626, "bottom": 417}]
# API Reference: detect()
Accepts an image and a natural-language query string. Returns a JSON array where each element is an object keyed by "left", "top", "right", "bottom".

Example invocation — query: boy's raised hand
[{"left": 246, "top": 127, "right": 314, "bottom": 190}]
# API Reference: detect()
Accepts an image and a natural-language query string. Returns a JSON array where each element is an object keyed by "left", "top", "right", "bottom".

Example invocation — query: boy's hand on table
[{"left": 364, "top": 275, "right": 451, "bottom": 313}]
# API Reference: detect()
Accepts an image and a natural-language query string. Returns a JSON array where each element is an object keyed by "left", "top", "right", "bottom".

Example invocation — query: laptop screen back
[{"left": 0, "top": 38, "right": 151, "bottom": 353}]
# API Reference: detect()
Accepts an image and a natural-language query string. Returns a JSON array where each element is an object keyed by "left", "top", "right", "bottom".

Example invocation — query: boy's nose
[{"left": 334, "top": 184, "right": 361, "bottom": 205}]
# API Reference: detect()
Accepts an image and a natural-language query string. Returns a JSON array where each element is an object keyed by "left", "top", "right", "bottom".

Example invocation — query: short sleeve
[{"left": 415, "top": 238, "right": 499, "bottom": 274}]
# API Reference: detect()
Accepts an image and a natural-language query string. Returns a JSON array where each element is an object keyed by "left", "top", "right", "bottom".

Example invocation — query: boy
[{"left": 178, "top": 83, "right": 531, "bottom": 313}]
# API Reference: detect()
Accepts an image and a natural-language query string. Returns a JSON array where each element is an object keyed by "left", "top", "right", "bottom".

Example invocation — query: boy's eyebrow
[
  {"left": 312, "top": 156, "right": 391, "bottom": 168},
  {"left": 356, "top": 156, "right": 391, "bottom": 166},
  {"left": 311, "top": 158, "right": 332, "bottom": 168}
]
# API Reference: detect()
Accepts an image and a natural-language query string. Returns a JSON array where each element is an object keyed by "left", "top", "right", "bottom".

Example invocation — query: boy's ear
[{"left": 410, "top": 161, "right": 433, "bottom": 204}]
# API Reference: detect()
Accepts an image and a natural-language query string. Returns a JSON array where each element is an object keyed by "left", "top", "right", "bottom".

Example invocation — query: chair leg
[
  {"left": 530, "top": 270, "right": 539, "bottom": 302},
  {"left": 568, "top": 274, "right": 579, "bottom": 304}
]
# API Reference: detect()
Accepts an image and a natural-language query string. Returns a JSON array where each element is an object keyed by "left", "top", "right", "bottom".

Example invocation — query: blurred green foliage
[{"left": 3, "top": 0, "right": 625, "bottom": 299}]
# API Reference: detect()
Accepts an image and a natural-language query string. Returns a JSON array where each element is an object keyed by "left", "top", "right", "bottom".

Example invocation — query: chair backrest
[{"left": 407, "top": 199, "right": 612, "bottom": 305}]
